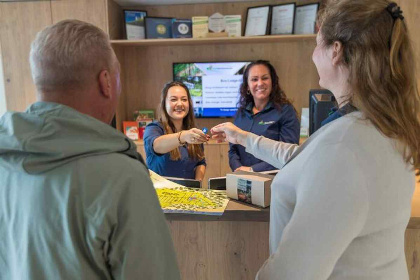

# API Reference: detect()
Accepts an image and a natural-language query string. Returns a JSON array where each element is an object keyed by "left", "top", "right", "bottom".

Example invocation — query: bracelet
[{"left": 178, "top": 131, "right": 186, "bottom": 146}]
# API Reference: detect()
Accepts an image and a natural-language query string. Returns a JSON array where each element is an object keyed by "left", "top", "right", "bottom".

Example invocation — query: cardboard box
[{"left": 226, "top": 171, "right": 273, "bottom": 208}]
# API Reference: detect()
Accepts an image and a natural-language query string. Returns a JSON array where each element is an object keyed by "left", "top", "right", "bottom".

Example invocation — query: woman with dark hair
[
  {"left": 144, "top": 81, "right": 209, "bottom": 180},
  {"left": 212, "top": 0, "right": 420, "bottom": 278},
  {"left": 229, "top": 60, "right": 300, "bottom": 172}
]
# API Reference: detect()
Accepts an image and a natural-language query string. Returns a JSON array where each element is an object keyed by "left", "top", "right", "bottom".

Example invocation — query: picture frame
[
  {"left": 294, "top": 3, "right": 319, "bottom": 34},
  {"left": 244, "top": 5, "right": 271, "bottom": 36},
  {"left": 270, "top": 3, "right": 296, "bottom": 35},
  {"left": 123, "top": 9, "right": 147, "bottom": 40},
  {"left": 145, "top": 17, "right": 174, "bottom": 39}
]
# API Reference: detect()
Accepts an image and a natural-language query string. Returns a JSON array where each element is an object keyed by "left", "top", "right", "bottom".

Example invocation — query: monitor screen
[
  {"left": 173, "top": 62, "right": 251, "bottom": 118},
  {"left": 309, "top": 89, "right": 336, "bottom": 135}
]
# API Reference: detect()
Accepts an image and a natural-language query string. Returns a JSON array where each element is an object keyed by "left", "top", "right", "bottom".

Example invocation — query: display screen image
[{"left": 173, "top": 62, "right": 251, "bottom": 117}]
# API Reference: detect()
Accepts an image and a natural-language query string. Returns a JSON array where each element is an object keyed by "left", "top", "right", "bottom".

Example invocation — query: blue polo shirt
[
  {"left": 321, "top": 103, "right": 357, "bottom": 127},
  {"left": 144, "top": 121, "right": 206, "bottom": 179},
  {"left": 229, "top": 102, "right": 300, "bottom": 172}
]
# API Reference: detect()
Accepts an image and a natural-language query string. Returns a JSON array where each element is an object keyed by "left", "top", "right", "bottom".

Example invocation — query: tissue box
[{"left": 226, "top": 171, "right": 273, "bottom": 208}]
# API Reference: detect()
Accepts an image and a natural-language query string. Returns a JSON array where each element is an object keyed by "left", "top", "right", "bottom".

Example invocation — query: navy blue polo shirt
[
  {"left": 229, "top": 102, "right": 300, "bottom": 172},
  {"left": 143, "top": 121, "right": 206, "bottom": 179},
  {"left": 321, "top": 103, "right": 357, "bottom": 127}
]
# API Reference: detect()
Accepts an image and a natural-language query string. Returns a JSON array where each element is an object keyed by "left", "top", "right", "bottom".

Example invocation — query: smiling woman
[
  {"left": 143, "top": 81, "right": 209, "bottom": 180},
  {"left": 229, "top": 60, "right": 300, "bottom": 172}
]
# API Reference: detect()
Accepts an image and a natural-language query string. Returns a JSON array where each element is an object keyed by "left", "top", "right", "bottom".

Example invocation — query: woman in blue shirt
[
  {"left": 144, "top": 81, "right": 209, "bottom": 180},
  {"left": 229, "top": 60, "right": 300, "bottom": 172}
]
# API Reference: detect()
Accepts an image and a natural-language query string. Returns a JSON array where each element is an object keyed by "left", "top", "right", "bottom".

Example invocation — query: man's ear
[
  {"left": 98, "top": 69, "right": 112, "bottom": 98},
  {"left": 332, "top": 41, "right": 344, "bottom": 66}
]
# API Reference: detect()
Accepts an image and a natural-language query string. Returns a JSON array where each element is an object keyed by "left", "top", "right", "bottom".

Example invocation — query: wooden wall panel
[
  {"left": 107, "top": 0, "right": 123, "bottom": 40},
  {"left": 0, "top": 41, "right": 6, "bottom": 116},
  {"left": 405, "top": 228, "right": 420, "bottom": 280},
  {"left": 398, "top": 0, "right": 420, "bottom": 92},
  {"left": 203, "top": 143, "right": 221, "bottom": 188},
  {"left": 0, "top": 1, "right": 52, "bottom": 112},
  {"left": 51, "top": 0, "right": 108, "bottom": 32},
  {"left": 167, "top": 220, "right": 269, "bottom": 280},
  {"left": 120, "top": 38, "right": 319, "bottom": 130}
]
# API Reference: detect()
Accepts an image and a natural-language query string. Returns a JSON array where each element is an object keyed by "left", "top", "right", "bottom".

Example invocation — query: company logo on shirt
[{"left": 258, "top": 120, "right": 275, "bottom": 125}]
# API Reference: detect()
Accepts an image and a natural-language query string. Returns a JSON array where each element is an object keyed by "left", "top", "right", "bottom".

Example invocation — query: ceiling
[{"left": 114, "top": 0, "right": 254, "bottom": 6}]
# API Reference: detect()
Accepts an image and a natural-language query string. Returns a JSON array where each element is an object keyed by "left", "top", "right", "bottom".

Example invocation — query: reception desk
[{"left": 166, "top": 181, "right": 420, "bottom": 280}]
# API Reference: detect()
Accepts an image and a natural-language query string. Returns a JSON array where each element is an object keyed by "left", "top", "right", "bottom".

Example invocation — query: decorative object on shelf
[
  {"left": 270, "top": 3, "right": 296, "bottom": 35},
  {"left": 123, "top": 121, "right": 139, "bottom": 140},
  {"left": 208, "top": 12, "right": 225, "bottom": 33},
  {"left": 134, "top": 109, "right": 155, "bottom": 121},
  {"left": 145, "top": 17, "right": 174, "bottom": 39},
  {"left": 294, "top": 3, "right": 319, "bottom": 34},
  {"left": 138, "top": 118, "right": 153, "bottom": 139},
  {"left": 123, "top": 10, "right": 147, "bottom": 40},
  {"left": 224, "top": 15, "right": 241, "bottom": 37},
  {"left": 192, "top": 16, "right": 209, "bottom": 38},
  {"left": 244, "top": 5, "right": 271, "bottom": 36},
  {"left": 172, "top": 19, "right": 192, "bottom": 38}
]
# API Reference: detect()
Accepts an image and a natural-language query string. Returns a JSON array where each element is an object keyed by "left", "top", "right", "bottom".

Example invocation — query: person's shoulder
[
  {"left": 277, "top": 103, "right": 295, "bottom": 114},
  {"left": 319, "top": 111, "right": 382, "bottom": 147},
  {"left": 146, "top": 120, "right": 163, "bottom": 129}
]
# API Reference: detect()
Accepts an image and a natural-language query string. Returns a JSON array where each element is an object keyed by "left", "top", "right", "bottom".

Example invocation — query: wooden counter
[{"left": 166, "top": 179, "right": 420, "bottom": 280}]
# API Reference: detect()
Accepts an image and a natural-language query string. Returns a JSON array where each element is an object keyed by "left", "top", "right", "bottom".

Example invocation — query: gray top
[
  {"left": 249, "top": 112, "right": 415, "bottom": 279},
  {"left": 0, "top": 102, "right": 180, "bottom": 280}
]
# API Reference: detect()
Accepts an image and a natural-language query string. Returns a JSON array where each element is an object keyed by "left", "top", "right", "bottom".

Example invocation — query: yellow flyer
[{"left": 149, "top": 170, "right": 229, "bottom": 215}]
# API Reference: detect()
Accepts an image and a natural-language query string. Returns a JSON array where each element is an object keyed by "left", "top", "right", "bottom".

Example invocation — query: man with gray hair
[{"left": 0, "top": 20, "right": 180, "bottom": 279}]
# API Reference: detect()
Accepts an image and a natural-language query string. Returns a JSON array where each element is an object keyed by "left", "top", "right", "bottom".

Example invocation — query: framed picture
[
  {"left": 244, "top": 5, "right": 271, "bottom": 36},
  {"left": 145, "top": 17, "right": 174, "bottom": 39},
  {"left": 172, "top": 19, "right": 192, "bottom": 38},
  {"left": 123, "top": 10, "right": 147, "bottom": 40},
  {"left": 270, "top": 3, "right": 296, "bottom": 35},
  {"left": 294, "top": 3, "right": 319, "bottom": 34}
]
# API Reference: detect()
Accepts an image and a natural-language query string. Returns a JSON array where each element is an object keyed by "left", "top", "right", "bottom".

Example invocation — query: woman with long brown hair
[
  {"left": 212, "top": 0, "right": 420, "bottom": 278},
  {"left": 229, "top": 60, "right": 300, "bottom": 172},
  {"left": 144, "top": 81, "right": 208, "bottom": 180}
]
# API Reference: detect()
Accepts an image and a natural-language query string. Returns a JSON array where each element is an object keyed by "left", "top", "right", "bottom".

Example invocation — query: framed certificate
[
  {"left": 123, "top": 10, "right": 147, "bottom": 40},
  {"left": 145, "top": 17, "right": 174, "bottom": 39},
  {"left": 270, "top": 3, "right": 296, "bottom": 35},
  {"left": 244, "top": 5, "right": 271, "bottom": 36},
  {"left": 294, "top": 3, "right": 319, "bottom": 34}
]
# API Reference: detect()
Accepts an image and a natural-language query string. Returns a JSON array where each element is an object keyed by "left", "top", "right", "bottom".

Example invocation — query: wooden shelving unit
[{"left": 110, "top": 34, "right": 316, "bottom": 47}]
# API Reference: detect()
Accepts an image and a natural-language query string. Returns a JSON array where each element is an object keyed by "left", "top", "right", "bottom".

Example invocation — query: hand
[
  {"left": 210, "top": 122, "right": 248, "bottom": 145},
  {"left": 235, "top": 166, "right": 252, "bottom": 172},
  {"left": 181, "top": 128, "right": 209, "bottom": 144}
]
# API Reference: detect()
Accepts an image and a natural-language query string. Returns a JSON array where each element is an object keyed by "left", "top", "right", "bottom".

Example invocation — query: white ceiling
[{"left": 114, "top": 0, "right": 254, "bottom": 6}]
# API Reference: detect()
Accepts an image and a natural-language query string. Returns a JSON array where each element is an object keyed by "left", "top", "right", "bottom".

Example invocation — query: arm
[
  {"left": 278, "top": 104, "right": 300, "bottom": 144},
  {"left": 256, "top": 144, "right": 369, "bottom": 280},
  {"left": 153, "top": 128, "right": 208, "bottom": 154},
  {"left": 250, "top": 161, "right": 276, "bottom": 172},
  {"left": 211, "top": 122, "right": 299, "bottom": 169},
  {"left": 195, "top": 164, "right": 206, "bottom": 181},
  {"left": 228, "top": 143, "right": 242, "bottom": 171},
  {"left": 246, "top": 133, "right": 299, "bottom": 169}
]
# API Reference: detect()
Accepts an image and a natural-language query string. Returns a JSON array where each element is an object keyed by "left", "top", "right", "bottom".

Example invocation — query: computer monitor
[{"left": 309, "top": 89, "right": 336, "bottom": 135}]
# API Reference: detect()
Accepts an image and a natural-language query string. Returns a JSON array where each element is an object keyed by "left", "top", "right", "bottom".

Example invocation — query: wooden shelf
[{"left": 111, "top": 34, "right": 316, "bottom": 47}]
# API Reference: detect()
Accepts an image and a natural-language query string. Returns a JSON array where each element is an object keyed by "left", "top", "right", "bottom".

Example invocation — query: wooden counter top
[
  {"left": 166, "top": 179, "right": 420, "bottom": 229},
  {"left": 165, "top": 200, "right": 269, "bottom": 222}
]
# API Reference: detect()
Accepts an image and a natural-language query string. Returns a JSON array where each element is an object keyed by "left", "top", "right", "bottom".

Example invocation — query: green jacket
[{"left": 0, "top": 102, "right": 180, "bottom": 280}]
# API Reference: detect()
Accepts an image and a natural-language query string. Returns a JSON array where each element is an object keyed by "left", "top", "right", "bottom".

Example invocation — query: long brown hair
[
  {"left": 318, "top": 0, "right": 420, "bottom": 171},
  {"left": 157, "top": 81, "right": 204, "bottom": 161},
  {"left": 238, "top": 60, "right": 295, "bottom": 113}
]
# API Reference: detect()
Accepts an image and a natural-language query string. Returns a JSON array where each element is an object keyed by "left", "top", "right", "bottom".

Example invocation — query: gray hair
[{"left": 30, "top": 19, "right": 114, "bottom": 93}]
